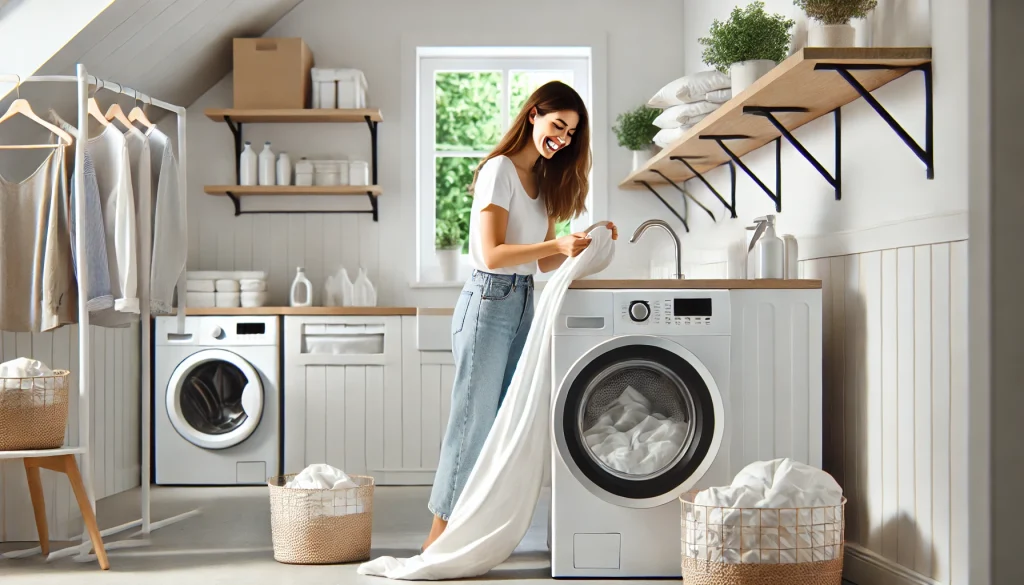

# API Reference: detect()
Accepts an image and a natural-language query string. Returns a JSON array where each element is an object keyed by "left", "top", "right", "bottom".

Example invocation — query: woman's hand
[
  {"left": 606, "top": 221, "right": 618, "bottom": 240},
  {"left": 555, "top": 232, "right": 592, "bottom": 258}
]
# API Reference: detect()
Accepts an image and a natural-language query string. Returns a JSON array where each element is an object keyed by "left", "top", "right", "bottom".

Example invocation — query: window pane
[
  {"left": 435, "top": 156, "right": 480, "bottom": 254},
  {"left": 435, "top": 72, "right": 502, "bottom": 151},
  {"left": 509, "top": 70, "right": 574, "bottom": 117}
]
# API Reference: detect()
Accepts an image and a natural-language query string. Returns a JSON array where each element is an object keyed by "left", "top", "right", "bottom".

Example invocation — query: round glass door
[
  {"left": 554, "top": 336, "right": 724, "bottom": 508},
  {"left": 166, "top": 349, "right": 264, "bottom": 450}
]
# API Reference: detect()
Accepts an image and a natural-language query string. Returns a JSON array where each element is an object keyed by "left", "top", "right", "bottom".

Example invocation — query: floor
[{"left": 1, "top": 486, "right": 860, "bottom": 584}]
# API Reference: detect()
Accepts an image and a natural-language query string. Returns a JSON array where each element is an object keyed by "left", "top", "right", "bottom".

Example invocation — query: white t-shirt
[{"left": 468, "top": 156, "right": 550, "bottom": 275}]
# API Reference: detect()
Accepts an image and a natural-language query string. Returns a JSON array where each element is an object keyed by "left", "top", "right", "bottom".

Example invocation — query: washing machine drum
[
  {"left": 555, "top": 336, "right": 724, "bottom": 508},
  {"left": 166, "top": 349, "right": 264, "bottom": 450}
]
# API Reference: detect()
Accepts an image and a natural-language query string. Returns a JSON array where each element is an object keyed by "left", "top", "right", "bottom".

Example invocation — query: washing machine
[
  {"left": 154, "top": 315, "right": 281, "bottom": 485},
  {"left": 550, "top": 287, "right": 822, "bottom": 578}
]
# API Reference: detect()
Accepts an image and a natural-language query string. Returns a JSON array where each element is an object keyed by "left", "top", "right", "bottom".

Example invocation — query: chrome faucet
[{"left": 630, "top": 219, "right": 682, "bottom": 279}]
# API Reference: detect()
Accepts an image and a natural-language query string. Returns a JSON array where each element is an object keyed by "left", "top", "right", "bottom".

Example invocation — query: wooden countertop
[
  {"left": 569, "top": 279, "right": 822, "bottom": 290},
  {"left": 183, "top": 307, "right": 417, "bottom": 316}
]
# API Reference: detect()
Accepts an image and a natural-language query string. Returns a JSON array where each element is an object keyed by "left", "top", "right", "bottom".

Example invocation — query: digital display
[
  {"left": 673, "top": 298, "right": 712, "bottom": 317},
  {"left": 236, "top": 323, "right": 266, "bottom": 335}
]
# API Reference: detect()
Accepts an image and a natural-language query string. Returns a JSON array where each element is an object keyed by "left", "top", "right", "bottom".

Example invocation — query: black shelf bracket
[
  {"left": 701, "top": 135, "right": 782, "bottom": 213},
  {"left": 670, "top": 155, "right": 737, "bottom": 218},
  {"left": 815, "top": 62, "right": 933, "bottom": 179},
  {"left": 224, "top": 116, "right": 244, "bottom": 185},
  {"left": 650, "top": 169, "right": 716, "bottom": 222},
  {"left": 744, "top": 106, "right": 842, "bottom": 201},
  {"left": 224, "top": 190, "right": 378, "bottom": 218},
  {"left": 637, "top": 180, "right": 688, "bottom": 233},
  {"left": 365, "top": 116, "right": 379, "bottom": 185}
]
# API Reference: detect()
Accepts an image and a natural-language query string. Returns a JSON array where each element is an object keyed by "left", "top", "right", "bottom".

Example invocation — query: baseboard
[{"left": 844, "top": 544, "right": 941, "bottom": 585}]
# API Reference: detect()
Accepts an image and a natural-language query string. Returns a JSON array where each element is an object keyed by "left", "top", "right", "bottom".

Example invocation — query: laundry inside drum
[{"left": 578, "top": 359, "right": 695, "bottom": 480}]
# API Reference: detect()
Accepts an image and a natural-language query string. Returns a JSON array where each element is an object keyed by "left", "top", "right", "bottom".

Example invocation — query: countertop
[
  {"left": 568, "top": 279, "right": 822, "bottom": 289},
  {"left": 183, "top": 307, "right": 418, "bottom": 316}
]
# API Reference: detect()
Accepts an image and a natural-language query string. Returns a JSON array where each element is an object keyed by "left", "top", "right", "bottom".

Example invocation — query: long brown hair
[{"left": 470, "top": 81, "right": 590, "bottom": 223}]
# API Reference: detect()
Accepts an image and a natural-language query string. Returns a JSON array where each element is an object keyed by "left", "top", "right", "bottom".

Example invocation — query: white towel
[
  {"left": 358, "top": 226, "right": 615, "bottom": 580},
  {"left": 582, "top": 386, "right": 688, "bottom": 477},
  {"left": 285, "top": 464, "right": 364, "bottom": 515},
  {"left": 186, "top": 292, "right": 215, "bottom": 308},
  {"left": 186, "top": 280, "right": 215, "bottom": 292},
  {"left": 0, "top": 358, "right": 54, "bottom": 399},
  {"left": 240, "top": 292, "right": 267, "bottom": 308},
  {"left": 239, "top": 279, "right": 266, "bottom": 292},
  {"left": 215, "top": 279, "right": 240, "bottom": 292},
  {"left": 215, "top": 292, "right": 240, "bottom": 308}
]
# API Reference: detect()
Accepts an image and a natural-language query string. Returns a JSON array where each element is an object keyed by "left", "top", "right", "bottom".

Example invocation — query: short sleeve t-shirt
[{"left": 467, "top": 156, "right": 549, "bottom": 275}]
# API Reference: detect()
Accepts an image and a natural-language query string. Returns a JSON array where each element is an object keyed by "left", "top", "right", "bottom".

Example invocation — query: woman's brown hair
[{"left": 470, "top": 81, "right": 590, "bottom": 223}]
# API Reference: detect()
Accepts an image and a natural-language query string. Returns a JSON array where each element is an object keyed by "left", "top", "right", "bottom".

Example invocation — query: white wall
[
  {"left": 680, "top": 1, "right": 971, "bottom": 584},
  {"left": 184, "top": 0, "right": 686, "bottom": 308}
]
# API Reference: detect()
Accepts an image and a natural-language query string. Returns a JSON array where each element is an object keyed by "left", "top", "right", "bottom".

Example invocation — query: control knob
[
  {"left": 210, "top": 326, "right": 224, "bottom": 339},
  {"left": 628, "top": 301, "right": 650, "bottom": 322}
]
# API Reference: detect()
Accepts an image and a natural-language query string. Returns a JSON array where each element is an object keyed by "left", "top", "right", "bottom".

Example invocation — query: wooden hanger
[
  {"left": 128, "top": 90, "right": 155, "bottom": 131},
  {"left": 0, "top": 79, "right": 74, "bottom": 150},
  {"left": 105, "top": 101, "right": 134, "bottom": 131},
  {"left": 87, "top": 80, "right": 111, "bottom": 128}
]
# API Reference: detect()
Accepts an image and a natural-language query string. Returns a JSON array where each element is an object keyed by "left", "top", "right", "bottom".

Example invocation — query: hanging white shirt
[{"left": 147, "top": 127, "right": 186, "bottom": 315}]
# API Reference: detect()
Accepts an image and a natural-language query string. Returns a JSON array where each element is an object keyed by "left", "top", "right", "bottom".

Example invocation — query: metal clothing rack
[{"left": 0, "top": 64, "right": 195, "bottom": 565}]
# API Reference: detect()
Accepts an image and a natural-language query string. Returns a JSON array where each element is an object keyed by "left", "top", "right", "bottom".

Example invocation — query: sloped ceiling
[{"left": 35, "top": 0, "right": 304, "bottom": 108}]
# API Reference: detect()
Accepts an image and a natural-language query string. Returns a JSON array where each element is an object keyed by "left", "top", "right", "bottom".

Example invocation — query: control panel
[{"left": 613, "top": 290, "right": 731, "bottom": 335}]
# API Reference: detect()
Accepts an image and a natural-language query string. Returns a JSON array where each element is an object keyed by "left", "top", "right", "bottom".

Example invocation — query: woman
[{"left": 424, "top": 81, "right": 617, "bottom": 550}]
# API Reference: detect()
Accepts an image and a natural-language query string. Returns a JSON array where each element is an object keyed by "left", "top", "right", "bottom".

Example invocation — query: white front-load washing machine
[
  {"left": 551, "top": 286, "right": 821, "bottom": 578},
  {"left": 155, "top": 316, "right": 281, "bottom": 485}
]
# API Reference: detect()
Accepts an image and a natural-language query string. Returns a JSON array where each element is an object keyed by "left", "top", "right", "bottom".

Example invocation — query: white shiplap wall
[{"left": 0, "top": 325, "right": 140, "bottom": 542}]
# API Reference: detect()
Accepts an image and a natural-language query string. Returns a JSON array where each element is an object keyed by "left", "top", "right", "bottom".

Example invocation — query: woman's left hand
[{"left": 606, "top": 221, "right": 618, "bottom": 240}]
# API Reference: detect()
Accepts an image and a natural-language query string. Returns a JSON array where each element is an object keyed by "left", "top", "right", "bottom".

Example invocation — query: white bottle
[
  {"left": 276, "top": 152, "right": 291, "bottom": 186},
  {"left": 754, "top": 215, "right": 784, "bottom": 279},
  {"left": 258, "top": 142, "right": 276, "bottom": 186},
  {"left": 337, "top": 267, "right": 354, "bottom": 307},
  {"left": 782, "top": 234, "right": 799, "bottom": 279},
  {"left": 353, "top": 268, "right": 376, "bottom": 307},
  {"left": 290, "top": 267, "right": 313, "bottom": 307},
  {"left": 239, "top": 141, "right": 257, "bottom": 186}
]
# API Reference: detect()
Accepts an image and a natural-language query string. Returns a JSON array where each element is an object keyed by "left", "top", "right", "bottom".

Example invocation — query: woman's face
[{"left": 530, "top": 108, "right": 580, "bottom": 160}]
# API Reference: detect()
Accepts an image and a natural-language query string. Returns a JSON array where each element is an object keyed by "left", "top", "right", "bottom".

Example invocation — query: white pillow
[
  {"left": 652, "top": 113, "right": 712, "bottom": 148},
  {"left": 648, "top": 70, "right": 731, "bottom": 109},
  {"left": 706, "top": 88, "right": 732, "bottom": 104},
  {"left": 653, "top": 101, "right": 721, "bottom": 129}
]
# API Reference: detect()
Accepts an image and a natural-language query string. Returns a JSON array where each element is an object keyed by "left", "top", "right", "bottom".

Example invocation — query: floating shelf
[
  {"left": 204, "top": 108, "right": 383, "bottom": 124},
  {"left": 622, "top": 47, "right": 932, "bottom": 218},
  {"left": 203, "top": 185, "right": 382, "bottom": 196}
]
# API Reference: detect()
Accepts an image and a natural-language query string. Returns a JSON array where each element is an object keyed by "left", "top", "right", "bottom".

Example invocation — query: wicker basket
[
  {"left": 680, "top": 492, "right": 846, "bottom": 585},
  {"left": 268, "top": 474, "right": 375, "bottom": 564},
  {"left": 0, "top": 371, "right": 70, "bottom": 451}
]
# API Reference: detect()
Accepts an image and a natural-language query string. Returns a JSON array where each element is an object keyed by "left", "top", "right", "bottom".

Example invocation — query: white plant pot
[
  {"left": 437, "top": 247, "right": 461, "bottom": 282},
  {"left": 729, "top": 59, "right": 776, "bottom": 95},
  {"left": 632, "top": 147, "right": 655, "bottom": 171},
  {"left": 807, "top": 23, "right": 856, "bottom": 48}
]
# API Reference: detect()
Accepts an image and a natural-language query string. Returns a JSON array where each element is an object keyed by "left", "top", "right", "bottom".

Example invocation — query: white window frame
[{"left": 416, "top": 47, "right": 593, "bottom": 284}]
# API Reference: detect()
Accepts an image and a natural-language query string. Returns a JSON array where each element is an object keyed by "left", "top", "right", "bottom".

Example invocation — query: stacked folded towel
[
  {"left": 182, "top": 271, "right": 268, "bottom": 309},
  {"left": 647, "top": 70, "right": 732, "bottom": 149}
]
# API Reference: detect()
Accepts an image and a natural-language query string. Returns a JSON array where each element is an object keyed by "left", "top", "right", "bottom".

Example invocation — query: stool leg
[
  {"left": 63, "top": 455, "right": 110, "bottom": 570},
  {"left": 23, "top": 461, "right": 50, "bottom": 557}
]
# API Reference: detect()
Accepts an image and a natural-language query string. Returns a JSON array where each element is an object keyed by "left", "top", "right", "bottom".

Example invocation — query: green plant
[
  {"left": 795, "top": 0, "right": 878, "bottom": 25},
  {"left": 612, "top": 105, "right": 660, "bottom": 151},
  {"left": 435, "top": 184, "right": 467, "bottom": 250},
  {"left": 699, "top": 1, "right": 795, "bottom": 73}
]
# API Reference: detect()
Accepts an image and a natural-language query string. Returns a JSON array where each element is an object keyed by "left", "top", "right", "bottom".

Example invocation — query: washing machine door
[
  {"left": 166, "top": 349, "right": 264, "bottom": 450},
  {"left": 553, "top": 335, "right": 725, "bottom": 508}
]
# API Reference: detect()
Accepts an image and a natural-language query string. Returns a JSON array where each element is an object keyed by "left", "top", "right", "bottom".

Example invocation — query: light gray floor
[{"left": 0, "top": 485, "right": 657, "bottom": 584}]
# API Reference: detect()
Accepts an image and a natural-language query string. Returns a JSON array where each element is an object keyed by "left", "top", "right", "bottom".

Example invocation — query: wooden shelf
[
  {"left": 204, "top": 108, "right": 383, "bottom": 124},
  {"left": 183, "top": 307, "right": 416, "bottom": 316},
  {"left": 620, "top": 47, "right": 932, "bottom": 189},
  {"left": 570, "top": 279, "right": 822, "bottom": 290},
  {"left": 203, "top": 185, "right": 382, "bottom": 196}
]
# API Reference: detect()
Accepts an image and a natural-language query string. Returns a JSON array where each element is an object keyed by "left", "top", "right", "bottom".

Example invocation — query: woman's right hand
[{"left": 555, "top": 232, "right": 592, "bottom": 258}]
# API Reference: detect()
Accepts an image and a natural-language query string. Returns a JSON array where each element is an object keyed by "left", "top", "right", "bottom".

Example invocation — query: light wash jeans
[{"left": 428, "top": 270, "right": 535, "bottom": 520}]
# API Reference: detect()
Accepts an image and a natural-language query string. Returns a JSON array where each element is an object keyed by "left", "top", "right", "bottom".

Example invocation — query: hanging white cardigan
[{"left": 358, "top": 226, "right": 615, "bottom": 580}]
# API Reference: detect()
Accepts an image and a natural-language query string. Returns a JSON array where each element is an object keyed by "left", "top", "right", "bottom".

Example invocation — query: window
[{"left": 417, "top": 48, "right": 592, "bottom": 283}]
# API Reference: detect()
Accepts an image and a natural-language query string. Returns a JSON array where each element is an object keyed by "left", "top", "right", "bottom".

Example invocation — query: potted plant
[
  {"left": 613, "top": 105, "right": 660, "bottom": 171},
  {"left": 699, "top": 1, "right": 795, "bottom": 94},
  {"left": 435, "top": 213, "right": 464, "bottom": 283},
  {"left": 795, "top": 0, "right": 877, "bottom": 47}
]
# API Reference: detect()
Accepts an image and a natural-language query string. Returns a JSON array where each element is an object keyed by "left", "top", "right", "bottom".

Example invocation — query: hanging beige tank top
[{"left": 0, "top": 145, "right": 75, "bottom": 332}]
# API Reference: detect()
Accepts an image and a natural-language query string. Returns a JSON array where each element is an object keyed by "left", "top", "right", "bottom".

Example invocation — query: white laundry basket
[
  {"left": 0, "top": 371, "right": 70, "bottom": 450},
  {"left": 268, "top": 474, "right": 375, "bottom": 564},
  {"left": 679, "top": 492, "right": 846, "bottom": 585}
]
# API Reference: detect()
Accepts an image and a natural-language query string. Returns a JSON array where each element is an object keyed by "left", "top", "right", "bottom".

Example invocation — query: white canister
[
  {"left": 349, "top": 160, "right": 370, "bottom": 186},
  {"left": 314, "top": 161, "right": 341, "bottom": 186},
  {"left": 311, "top": 68, "right": 338, "bottom": 109},
  {"left": 295, "top": 159, "right": 314, "bottom": 186},
  {"left": 258, "top": 142, "right": 275, "bottom": 186},
  {"left": 338, "top": 160, "right": 350, "bottom": 185},
  {"left": 276, "top": 152, "right": 292, "bottom": 186},
  {"left": 239, "top": 141, "right": 257, "bottom": 186},
  {"left": 730, "top": 59, "right": 776, "bottom": 94},
  {"left": 782, "top": 234, "right": 799, "bottom": 279}
]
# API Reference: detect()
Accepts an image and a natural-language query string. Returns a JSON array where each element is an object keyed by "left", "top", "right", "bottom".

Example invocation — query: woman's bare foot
[{"left": 421, "top": 515, "right": 448, "bottom": 552}]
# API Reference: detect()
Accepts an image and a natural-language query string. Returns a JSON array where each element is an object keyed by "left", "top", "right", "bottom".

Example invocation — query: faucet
[{"left": 630, "top": 219, "right": 682, "bottom": 279}]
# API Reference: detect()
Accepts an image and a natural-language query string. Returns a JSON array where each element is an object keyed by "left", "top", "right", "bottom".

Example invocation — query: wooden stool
[{"left": 22, "top": 453, "right": 110, "bottom": 570}]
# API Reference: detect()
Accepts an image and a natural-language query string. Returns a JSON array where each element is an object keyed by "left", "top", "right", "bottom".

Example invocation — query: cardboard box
[{"left": 233, "top": 38, "right": 314, "bottom": 109}]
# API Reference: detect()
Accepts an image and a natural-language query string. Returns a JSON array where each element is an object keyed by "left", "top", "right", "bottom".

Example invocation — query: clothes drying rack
[{"left": 0, "top": 63, "right": 194, "bottom": 565}]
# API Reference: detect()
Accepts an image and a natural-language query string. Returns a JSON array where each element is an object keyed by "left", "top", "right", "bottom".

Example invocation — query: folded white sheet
[
  {"left": 186, "top": 280, "right": 215, "bottom": 293},
  {"left": 186, "top": 292, "right": 215, "bottom": 308},
  {"left": 285, "top": 464, "right": 364, "bottom": 515},
  {"left": 215, "top": 279, "right": 240, "bottom": 292},
  {"left": 240, "top": 292, "right": 267, "bottom": 308},
  {"left": 582, "top": 386, "right": 687, "bottom": 476},
  {"left": 239, "top": 279, "right": 267, "bottom": 292},
  {"left": 0, "top": 358, "right": 54, "bottom": 398},
  {"left": 215, "top": 292, "right": 240, "bottom": 308}
]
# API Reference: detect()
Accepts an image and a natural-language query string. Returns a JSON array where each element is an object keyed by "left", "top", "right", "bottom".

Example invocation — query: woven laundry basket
[
  {"left": 680, "top": 492, "right": 846, "bottom": 585},
  {"left": 268, "top": 474, "right": 375, "bottom": 564},
  {"left": 0, "top": 371, "right": 70, "bottom": 451}
]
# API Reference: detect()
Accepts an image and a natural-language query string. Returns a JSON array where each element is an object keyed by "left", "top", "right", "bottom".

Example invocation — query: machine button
[{"left": 628, "top": 301, "right": 650, "bottom": 322}]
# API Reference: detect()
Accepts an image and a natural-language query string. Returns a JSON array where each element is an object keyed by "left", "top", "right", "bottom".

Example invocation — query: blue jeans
[{"left": 428, "top": 270, "right": 535, "bottom": 520}]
